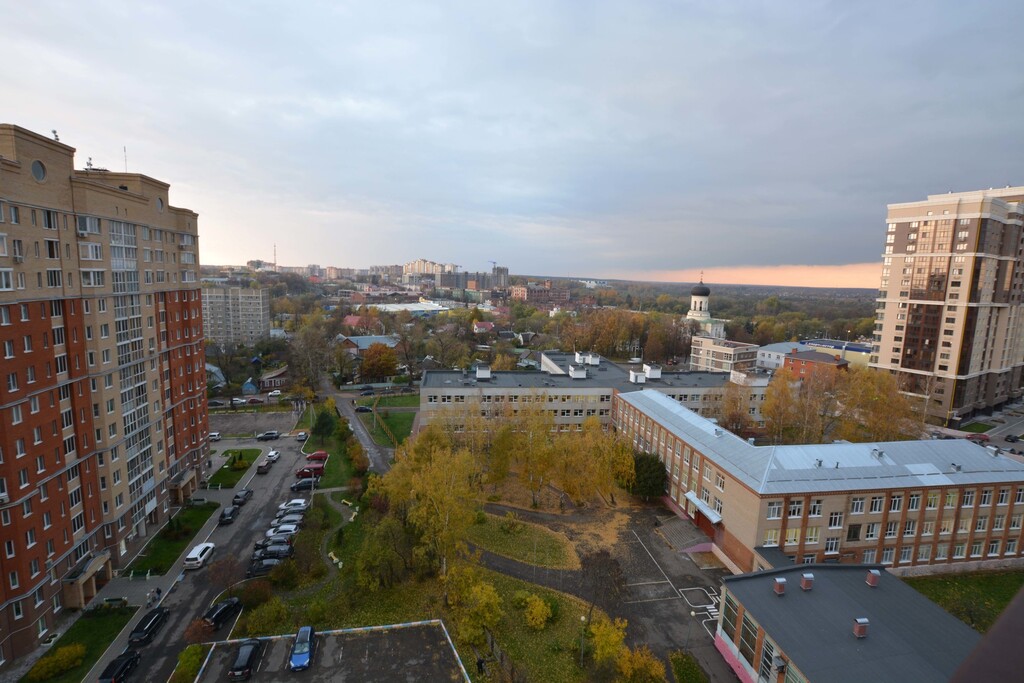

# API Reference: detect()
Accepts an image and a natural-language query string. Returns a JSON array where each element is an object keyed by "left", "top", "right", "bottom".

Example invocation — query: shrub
[
  {"left": 511, "top": 590, "right": 532, "bottom": 609},
  {"left": 500, "top": 511, "right": 523, "bottom": 535},
  {"left": 670, "top": 651, "right": 709, "bottom": 683},
  {"left": 269, "top": 559, "right": 300, "bottom": 589},
  {"left": 238, "top": 579, "right": 273, "bottom": 608},
  {"left": 183, "top": 618, "right": 214, "bottom": 644},
  {"left": 26, "top": 643, "right": 86, "bottom": 681},
  {"left": 474, "top": 510, "right": 487, "bottom": 525},
  {"left": 617, "top": 645, "right": 666, "bottom": 682},
  {"left": 245, "top": 597, "right": 289, "bottom": 637},
  {"left": 524, "top": 594, "right": 552, "bottom": 630},
  {"left": 544, "top": 595, "right": 561, "bottom": 623},
  {"left": 170, "top": 644, "right": 207, "bottom": 683}
]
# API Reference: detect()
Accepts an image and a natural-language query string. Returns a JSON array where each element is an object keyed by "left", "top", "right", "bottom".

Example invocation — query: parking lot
[{"left": 201, "top": 622, "right": 468, "bottom": 682}]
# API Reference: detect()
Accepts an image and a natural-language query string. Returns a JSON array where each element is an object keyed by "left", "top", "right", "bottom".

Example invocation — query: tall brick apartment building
[{"left": 0, "top": 125, "right": 208, "bottom": 664}]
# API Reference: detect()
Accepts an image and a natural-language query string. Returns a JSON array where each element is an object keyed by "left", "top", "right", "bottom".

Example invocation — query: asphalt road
[
  {"left": 98, "top": 434, "right": 314, "bottom": 682},
  {"left": 327, "top": 385, "right": 394, "bottom": 475}
]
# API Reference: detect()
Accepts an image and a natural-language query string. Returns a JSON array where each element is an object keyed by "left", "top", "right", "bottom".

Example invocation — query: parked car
[
  {"left": 98, "top": 650, "right": 141, "bottom": 683},
  {"left": 272, "top": 514, "right": 304, "bottom": 528},
  {"left": 256, "top": 430, "right": 279, "bottom": 441},
  {"left": 1005, "top": 434, "right": 1020, "bottom": 443},
  {"left": 306, "top": 451, "right": 329, "bottom": 461},
  {"left": 183, "top": 542, "right": 215, "bottom": 569},
  {"left": 209, "top": 431, "right": 222, "bottom": 441},
  {"left": 295, "top": 431, "right": 309, "bottom": 442},
  {"left": 232, "top": 489, "right": 254, "bottom": 506},
  {"left": 967, "top": 433, "right": 991, "bottom": 443},
  {"left": 254, "top": 535, "right": 293, "bottom": 550},
  {"left": 359, "top": 389, "right": 374, "bottom": 396},
  {"left": 278, "top": 499, "right": 309, "bottom": 512},
  {"left": 208, "top": 400, "right": 226, "bottom": 407},
  {"left": 256, "top": 461, "right": 272, "bottom": 475},
  {"left": 273, "top": 506, "right": 306, "bottom": 521},
  {"left": 231, "top": 397, "right": 248, "bottom": 405},
  {"left": 228, "top": 638, "right": 264, "bottom": 681},
  {"left": 218, "top": 506, "right": 239, "bottom": 525},
  {"left": 247, "top": 397, "right": 265, "bottom": 405},
  {"left": 400, "top": 387, "right": 415, "bottom": 393},
  {"left": 296, "top": 465, "right": 324, "bottom": 479},
  {"left": 355, "top": 405, "right": 372, "bottom": 413},
  {"left": 268, "top": 390, "right": 282, "bottom": 397},
  {"left": 203, "top": 597, "right": 242, "bottom": 629},
  {"left": 265, "top": 524, "right": 299, "bottom": 538},
  {"left": 266, "top": 449, "right": 281, "bottom": 462},
  {"left": 288, "top": 626, "right": 317, "bottom": 671},
  {"left": 290, "top": 477, "right": 319, "bottom": 492},
  {"left": 253, "top": 544, "right": 294, "bottom": 561},
  {"left": 246, "top": 558, "right": 283, "bottom": 578},
  {"left": 128, "top": 606, "right": 169, "bottom": 646}
]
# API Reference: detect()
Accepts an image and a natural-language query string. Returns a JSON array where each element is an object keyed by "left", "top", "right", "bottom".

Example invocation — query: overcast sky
[{"left": 3, "top": 1, "right": 1022, "bottom": 287}]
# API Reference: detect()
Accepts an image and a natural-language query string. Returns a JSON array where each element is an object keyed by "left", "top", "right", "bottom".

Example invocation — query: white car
[
  {"left": 183, "top": 542, "right": 215, "bottom": 569},
  {"left": 231, "top": 397, "right": 247, "bottom": 405},
  {"left": 209, "top": 432, "right": 221, "bottom": 442},
  {"left": 265, "top": 524, "right": 299, "bottom": 538},
  {"left": 266, "top": 450, "right": 281, "bottom": 462},
  {"left": 268, "top": 390, "right": 282, "bottom": 397},
  {"left": 278, "top": 499, "right": 309, "bottom": 512}
]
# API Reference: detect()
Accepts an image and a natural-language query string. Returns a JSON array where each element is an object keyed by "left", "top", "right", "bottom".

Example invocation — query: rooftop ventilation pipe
[
  {"left": 853, "top": 618, "right": 869, "bottom": 638},
  {"left": 773, "top": 577, "right": 787, "bottom": 596},
  {"left": 865, "top": 569, "right": 881, "bottom": 587}
]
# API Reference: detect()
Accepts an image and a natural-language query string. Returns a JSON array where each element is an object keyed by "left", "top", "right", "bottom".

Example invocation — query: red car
[
  {"left": 296, "top": 465, "right": 325, "bottom": 479},
  {"left": 306, "top": 451, "right": 329, "bottom": 462}
]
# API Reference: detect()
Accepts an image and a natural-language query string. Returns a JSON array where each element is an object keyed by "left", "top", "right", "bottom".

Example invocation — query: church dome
[{"left": 691, "top": 281, "right": 710, "bottom": 297}]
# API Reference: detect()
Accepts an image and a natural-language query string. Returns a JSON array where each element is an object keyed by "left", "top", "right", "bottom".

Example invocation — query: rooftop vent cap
[
  {"left": 853, "top": 617, "right": 869, "bottom": 638},
  {"left": 773, "top": 577, "right": 787, "bottom": 596},
  {"left": 815, "top": 459, "right": 822, "bottom": 468},
  {"left": 801, "top": 573, "right": 814, "bottom": 591},
  {"left": 866, "top": 569, "right": 881, "bottom": 587}
]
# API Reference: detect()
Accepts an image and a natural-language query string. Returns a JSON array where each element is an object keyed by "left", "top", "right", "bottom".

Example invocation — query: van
[
  {"left": 183, "top": 542, "right": 215, "bottom": 569},
  {"left": 256, "top": 461, "right": 272, "bottom": 474},
  {"left": 128, "top": 606, "right": 169, "bottom": 646},
  {"left": 98, "top": 651, "right": 141, "bottom": 683}
]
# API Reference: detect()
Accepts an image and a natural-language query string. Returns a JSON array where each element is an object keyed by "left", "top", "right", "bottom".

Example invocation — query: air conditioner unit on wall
[
  {"left": 77, "top": 229, "right": 89, "bottom": 237},
  {"left": 0, "top": 494, "right": 9, "bottom": 504},
  {"left": 13, "top": 255, "right": 23, "bottom": 263}
]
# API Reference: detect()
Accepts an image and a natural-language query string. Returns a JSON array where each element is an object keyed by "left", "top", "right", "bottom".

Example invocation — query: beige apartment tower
[
  {"left": 0, "top": 125, "right": 207, "bottom": 666},
  {"left": 870, "top": 187, "right": 1024, "bottom": 427},
  {"left": 201, "top": 285, "right": 270, "bottom": 347}
]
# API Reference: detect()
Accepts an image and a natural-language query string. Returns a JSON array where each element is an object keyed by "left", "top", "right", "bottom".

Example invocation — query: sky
[{"left": 3, "top": 1, "right": 1023, "bottom": 288}]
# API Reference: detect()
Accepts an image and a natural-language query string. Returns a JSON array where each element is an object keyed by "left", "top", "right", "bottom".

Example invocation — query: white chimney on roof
[
  {"left": 629, "top": 370, "right": 646, "bottom": 384},
  {"left": 643, "top": 363, "right": 662, "bottom": 379}
]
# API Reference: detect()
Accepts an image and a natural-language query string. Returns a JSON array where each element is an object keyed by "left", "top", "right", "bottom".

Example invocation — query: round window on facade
[
  {"left": 156, "top": 197, "right": 165, "bottom": 212},
  {"left": 31, "top": 160, "right": 46, "bottom": 182}
]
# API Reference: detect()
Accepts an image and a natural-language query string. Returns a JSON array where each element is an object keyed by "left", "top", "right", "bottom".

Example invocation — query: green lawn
[
  {"left": 962, "top": 422, "right": 995, "bottom": 433},
  {"left": 207, "top": 449, "right": 260, "bottom": 488},
  {"left": 360, "top": 411, "right": 415, "bottom": 446},
  {"left": 466, "top": 513, "right": 580, "bottom": 569},
  {"left": 125, "top": 503, "right": 219, "bottom": 575},
  {"left": 905, "top": 570, "right": 1024, "bottom": 632},
  {"left": 356, "top": 394, "right": 420, "bottom": 408},
  {"left": 20, "top": 606, "right": 138, "bottom": 683},
  {"left": 671, "top": 651, "right": 710, "bottom": 683}
]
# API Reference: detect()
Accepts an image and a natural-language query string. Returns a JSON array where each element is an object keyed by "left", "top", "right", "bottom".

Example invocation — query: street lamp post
[
  {"left": 686, "top": 610, "right": 696, "bottom": 648},
  {"left": 579, "top": 615, "right": 587, "bottom": 667}
]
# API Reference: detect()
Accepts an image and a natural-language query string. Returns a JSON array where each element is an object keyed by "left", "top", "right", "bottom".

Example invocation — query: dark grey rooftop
[
  {"left": 724, "top": 564, "right": 980, "bottom": 683},
  {"left": 421, "top": 351, "right": 731, "bottom": 393}
]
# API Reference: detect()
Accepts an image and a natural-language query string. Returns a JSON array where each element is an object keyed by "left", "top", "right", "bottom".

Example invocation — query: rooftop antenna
[
  {"left": 86, "top": 157, "right": 93, "bottom": 170},
  {"left": 51, "top": 130, "right": 59, "bottom": 141},
  {"left": 123, "top": 146, "right": 127, "bottom": 172}
]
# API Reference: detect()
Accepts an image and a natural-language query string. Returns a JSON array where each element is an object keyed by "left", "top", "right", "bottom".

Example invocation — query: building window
[
  {"left": 805, "top": 527, "right": 820, "bottom": 544},
  {"left": 865, "top": 523, "right": 879, "bottom": 540},
  {"left": 862, "top": 549, "right": 876, "bottom": 563},
  {"left": 885, "top": 522, "right": 898, "bottom": 539},
  {"left": 828, "top": 512, "right": 843, "bottom": 528},
  {"left": 850, "top": 497, "right": 864, "bottom": 514},
  {"left": 766, "top": 502, "right": 782, "bottom": 519},
  {"left": 881, "top": 547, "right": 895, "bottom": 564},
  {"left": 788, "top": 500, "right": 803, "bottom": 518},
  {"left": 785, "top": 528, "right": 800, "bottom": 546},
  {"left": 903, "top": 521, "right": 916, "bottom": 537},
  {"left": 980, "top": 489, "right": 992, "bottom": 506},
  {"left": 824, "top": 537, "right": 839, "bottom": 554},
  {"left": 763, "top": 529, "right": 779, "bottom": 547},
  {"left": 889, "top": 495, "right": 902, "bottom": 512},
  {"left": 908, "top": 494, "right": 920, "bottom": 511},
  {"left": 869, "top": 496, "right": 884, "bottom": 513},
  {"left": 962, "top": 490, "right": 975, "bottom": 507},
  {"left": 809, "top": 499, "right": 822, "bottom": 517}
]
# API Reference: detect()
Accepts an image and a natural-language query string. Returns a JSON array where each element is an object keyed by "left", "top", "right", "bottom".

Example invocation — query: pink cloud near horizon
[{"left": 617, "top": 263, "right": 880, "bottom": 289}]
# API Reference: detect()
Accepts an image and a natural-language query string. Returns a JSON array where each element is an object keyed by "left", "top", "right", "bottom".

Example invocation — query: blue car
[{"left": 288, "top": 626, "right": 316, "bottom": 671}]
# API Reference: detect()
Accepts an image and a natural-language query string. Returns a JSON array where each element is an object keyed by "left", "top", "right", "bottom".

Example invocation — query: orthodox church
[{"left": 685, "top": 278, "right": 727, "bottom": 338}]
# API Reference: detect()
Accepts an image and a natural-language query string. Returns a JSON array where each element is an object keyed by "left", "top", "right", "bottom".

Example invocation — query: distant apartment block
[
  {"left": 509, "top": 280, "right": 570, "bottom": 306},
  {"left": 0, "top": 124, "right": 207, "bottom": 666},
  {"left": 201, "top": 286, "right": 270, "bottom": 347},
  {"left": 870, "top": 186, "right": 1024, "bottom": 426},
  {"left": 689, "top": 337, "right": 758, "bottom": 373}
]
